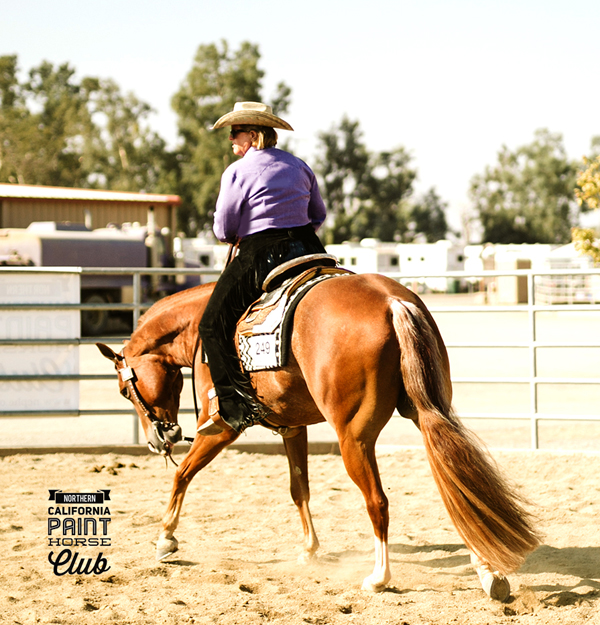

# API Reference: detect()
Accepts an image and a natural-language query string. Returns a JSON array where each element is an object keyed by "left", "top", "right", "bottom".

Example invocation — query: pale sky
[{"left": 3, "top": 0, "right": 599, "bottom": 233}]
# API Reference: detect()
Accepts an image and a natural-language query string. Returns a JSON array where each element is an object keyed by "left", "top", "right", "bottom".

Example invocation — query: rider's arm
[
  {"left": 213, "top": 168, "right": 244, "bottom": 243},
  {"left": 306, "top": 171, "right": 327, "bottom": 231}
]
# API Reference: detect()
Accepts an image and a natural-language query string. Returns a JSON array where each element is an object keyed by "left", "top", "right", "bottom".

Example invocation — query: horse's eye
[{"left": 120, "top": 387, "right": 131, "bottom": 400}]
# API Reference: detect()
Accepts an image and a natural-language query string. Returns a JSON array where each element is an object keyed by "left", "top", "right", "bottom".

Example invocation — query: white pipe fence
[
  {"left": 1, "top": 266, "right": 599, "bottom": 450},
  {"left": 391, "top": 269, "right": 600, "bottom": 450}
]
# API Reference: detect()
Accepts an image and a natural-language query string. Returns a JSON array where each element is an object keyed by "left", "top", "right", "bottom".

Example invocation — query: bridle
[
  {"left": 117, "top": 355, "right": 159, "bottom": 422},
  {"left": 116, "top": 351, "right": 193, "bottom": 463}
]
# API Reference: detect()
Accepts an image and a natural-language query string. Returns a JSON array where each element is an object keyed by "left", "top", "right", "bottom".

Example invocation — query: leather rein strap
[{"left": 191, "top": 332, "right": 202, "bottom": 427}]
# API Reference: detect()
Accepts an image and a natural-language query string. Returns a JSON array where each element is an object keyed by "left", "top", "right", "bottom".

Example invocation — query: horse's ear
[{"left": 96, "top": 343, "right": 121, "bottom": 363}]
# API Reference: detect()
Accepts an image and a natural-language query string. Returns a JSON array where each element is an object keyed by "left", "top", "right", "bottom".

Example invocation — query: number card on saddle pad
[{"left": 237, "top": 265, "right": 353, "bottom": 372}]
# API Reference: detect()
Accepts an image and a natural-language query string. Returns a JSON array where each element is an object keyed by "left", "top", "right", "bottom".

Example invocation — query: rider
[{"left": 197, "top": 101, "right": 327, "bottom": 436}]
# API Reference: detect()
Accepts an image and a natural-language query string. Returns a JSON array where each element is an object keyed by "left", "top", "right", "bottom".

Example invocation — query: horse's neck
[{"left": 128, "top": 285, "right": 213, "bottom": 367}]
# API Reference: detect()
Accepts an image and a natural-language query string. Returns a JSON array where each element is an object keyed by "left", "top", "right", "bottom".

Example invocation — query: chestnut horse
[{"left": 97, "top": 273, "right": 540, "bottom": 600}]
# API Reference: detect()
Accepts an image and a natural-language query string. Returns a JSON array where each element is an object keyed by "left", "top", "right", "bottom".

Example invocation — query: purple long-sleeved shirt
[{"left": 213, "top": 147, "right": 327, "bottom": 243}]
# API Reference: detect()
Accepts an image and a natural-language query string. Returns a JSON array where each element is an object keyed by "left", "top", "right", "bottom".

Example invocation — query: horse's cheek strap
[{"left": 120, "top": 366, "right": 135, "bottom": 381}]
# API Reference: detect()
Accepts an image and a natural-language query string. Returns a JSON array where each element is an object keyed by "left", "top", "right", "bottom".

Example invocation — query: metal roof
[{"left": 0, "top": 183, "right": 181, "bottom": 204}]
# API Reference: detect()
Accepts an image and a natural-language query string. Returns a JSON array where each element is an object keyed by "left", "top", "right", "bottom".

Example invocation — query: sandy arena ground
[
  {"left": 1, "top": 293, "right": 599, "bottom": 623},
  {"left": 1, "top": 445, "right": 599, "bottom": 625}
]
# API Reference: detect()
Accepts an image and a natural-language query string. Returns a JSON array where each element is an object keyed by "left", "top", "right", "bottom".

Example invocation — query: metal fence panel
[{"left": 1, "top": 266, "right": 599, "bottom": 450}]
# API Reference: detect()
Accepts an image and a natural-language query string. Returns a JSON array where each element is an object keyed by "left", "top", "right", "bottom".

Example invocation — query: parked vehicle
[{"left": 0, "top": 218, "right": 200, "bottom": 335}]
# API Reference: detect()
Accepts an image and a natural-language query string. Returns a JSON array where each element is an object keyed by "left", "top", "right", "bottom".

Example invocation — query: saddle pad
[{"left": 237, "top": 266, "right": 352, "bottom": 371}]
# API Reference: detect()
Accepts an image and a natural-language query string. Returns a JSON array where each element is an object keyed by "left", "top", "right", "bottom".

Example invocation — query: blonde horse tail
[{"left": 390, "top": 298, "right": 541, "bottom": 575}]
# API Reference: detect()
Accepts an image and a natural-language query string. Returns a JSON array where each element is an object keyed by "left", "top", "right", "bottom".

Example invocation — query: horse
[{"left": 97, "top": 272, "right": 540, "bottom": 600}]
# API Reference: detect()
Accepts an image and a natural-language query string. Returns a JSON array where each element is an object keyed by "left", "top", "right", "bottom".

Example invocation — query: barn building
[{"left": 0, "top": 183, "right": 181, "bottom": 242}]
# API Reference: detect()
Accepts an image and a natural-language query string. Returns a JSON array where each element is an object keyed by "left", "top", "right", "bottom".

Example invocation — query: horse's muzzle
[{"left": 147, "top": 422, "right": 183, "bottom": 456}]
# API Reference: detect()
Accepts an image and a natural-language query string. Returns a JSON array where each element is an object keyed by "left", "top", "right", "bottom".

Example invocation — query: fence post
[
  {"left": 133, "top": 271, "right": 142, "bottom": 328},
  {"left": 527, "top": 272, "right": 539, "bottom": 449}
]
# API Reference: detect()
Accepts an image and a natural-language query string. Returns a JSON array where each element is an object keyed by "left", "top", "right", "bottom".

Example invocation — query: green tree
[
  {"left": 575, "top": 136, "right": 600, "bottom": 210},
  {"left": 0, "top": 55, "right": 30, "bottom": 183},
  {"left": 85, "top": 77, "right": 176, "bottom": 193},
  {"left": 0, "top": 55, "right": 175, "bottom": 194},
  {"left": 0, "top": 55, "right": 19, "bottom": 108},
  {"left": 25, "top": 60, "right": 95, "bottom": 187},
  {"left": 408, "top": 188, "right": 450, "bottom": 242},
  {"left": 315, "top": 116, "right": 370, "bottom": 243},
  {"left": 0, "top": 56, "right": 92, "bottom": 186},
  {"left": 352, "top": 146, "right": 417, "bottom": 242},
  {"left": 315, "top": 117, "right": 447, "bottom": 244},
  {"left": 572, "top": 136, "right": 600, "bottom": 264},
  {"left": 172, "top": 40, "right": 290, "bottom": 233},
  {"left": 469, "top": 129, "right": 579, "bottom": 244}
]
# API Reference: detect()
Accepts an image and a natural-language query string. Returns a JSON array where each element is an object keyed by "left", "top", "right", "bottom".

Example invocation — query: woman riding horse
[{"left": 198, "top": 102, "right": 327, "bottom": 436}]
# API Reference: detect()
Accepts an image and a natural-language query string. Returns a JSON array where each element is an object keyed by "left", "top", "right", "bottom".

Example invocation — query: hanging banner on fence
[{"left": 0, "top": 272, "right": 80, "bottom": 412}]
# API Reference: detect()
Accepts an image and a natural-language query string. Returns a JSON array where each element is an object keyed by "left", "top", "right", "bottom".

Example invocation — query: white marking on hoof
[
  {"left": 156, "top": 535, "right": 179, "bottom": 561},
  {"left": 361, "top": 537, "right": 391, "bottom": 592},
  {"left": 477, "top": 565, "right": 511, "bottom": 602},
  {"left": 297, "top": 551, "right": 317, "bottom": 565},
  {"left": 361, "top": 574, "right": 388, "bottom": 593}
]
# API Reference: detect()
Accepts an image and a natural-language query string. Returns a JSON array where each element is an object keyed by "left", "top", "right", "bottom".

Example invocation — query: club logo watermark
[{"left": 47, "top": 489, "right": 111, "bottom": 576}]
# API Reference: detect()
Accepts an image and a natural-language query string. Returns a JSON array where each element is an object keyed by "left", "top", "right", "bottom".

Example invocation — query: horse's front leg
[
  {"left": 282, "top": 426, "right": 320, "bottom": 563},
  {"left": 157, "top": 428, "right": 239, "bottom": 560}
]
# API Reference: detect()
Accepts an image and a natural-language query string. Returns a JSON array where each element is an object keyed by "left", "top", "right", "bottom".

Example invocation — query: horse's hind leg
[
  {"left": 157, "top": 429, "right": 239, "bottom": 560},
  {"left": 470, "top": 552, "right": 511, "bottom": 602},
  {"left": 337, "top": 431, "right": 391, "bottom": 592},
  {"left": 282, "top": 426, "right": 320, "bottom": 563}
]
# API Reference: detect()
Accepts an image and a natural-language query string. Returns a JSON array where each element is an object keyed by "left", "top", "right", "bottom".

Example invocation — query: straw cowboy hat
[{"left": 212, "top": 102, "right": 294, "bottom": 131}]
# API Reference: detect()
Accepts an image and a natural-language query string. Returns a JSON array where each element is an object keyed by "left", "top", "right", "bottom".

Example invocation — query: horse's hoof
[
  {"left": 297, "top": 551, "right": 317, "bottom": 565},
  {"left": 361, "top": 575, "right": 388, "bottom": 593},
  {"left": 156, "top": 536, "right": 179, "bottom": 561},
  {"left": 479, "top": 570, "right": 511, "bottom": 602}
]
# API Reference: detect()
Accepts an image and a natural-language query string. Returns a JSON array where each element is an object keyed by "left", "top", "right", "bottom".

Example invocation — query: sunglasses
[{"left": 229, "top": 128, "right": 248, "bottom": 138}]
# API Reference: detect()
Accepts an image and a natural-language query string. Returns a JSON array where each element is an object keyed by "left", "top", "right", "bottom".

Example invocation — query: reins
[{"left": 190, "top": 331, "right": 202, "bottom": 427}]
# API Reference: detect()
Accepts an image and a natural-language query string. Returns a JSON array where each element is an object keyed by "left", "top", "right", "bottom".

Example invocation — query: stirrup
[
  {"left": 197, "top": 418, "right": 227, "bottom": 436},
  {"left": 197, "top": 389, "right": 230, "bottom": 436}
]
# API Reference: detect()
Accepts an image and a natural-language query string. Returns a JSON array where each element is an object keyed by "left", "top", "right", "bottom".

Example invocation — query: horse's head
[{"left": 96, "top": 342, "right": 185, "bottom": 458}]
